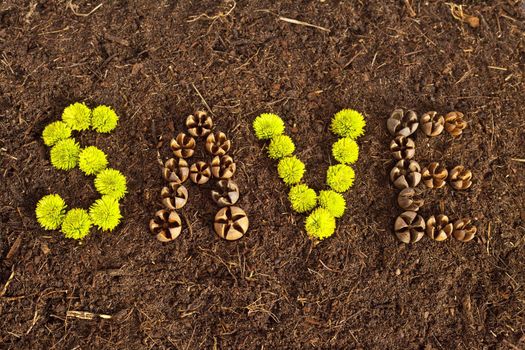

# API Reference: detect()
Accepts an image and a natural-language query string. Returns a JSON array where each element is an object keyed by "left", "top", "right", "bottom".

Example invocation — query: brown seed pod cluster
[
  {"left": 386, "top": 108, "right": 476, "bottom": 244},
  {"left": 444, "top": 111, "right": 467, "bottom": 137},
  {"left": 421, "top": 162, "right": 448, "bottom": 189},
  {"left": 149, "top": 111, "right": 248, "bottom": 242}
]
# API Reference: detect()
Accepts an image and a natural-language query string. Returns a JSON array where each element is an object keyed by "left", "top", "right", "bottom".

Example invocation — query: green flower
[
  {"left": 94, "top": 168, "right": 127, "bottom": 199},
  {"left": 50, "top": 138, "right": 81, "bottom": 170},
  {"left": 277, "top": 156, "right": 305, "bottom": 185},
  {"left": 332, "top": 137, "right": 359, "bottom": 164},
  {"left": 35, "top": 194, "right": 67, "bottom": 230},
  {"left": 288, "top": 184, "right": 317, "bottom": 213},
  {"left": 61, "top": 208, "right": 92, "bottom": 239},
  {"left": 268, "top": 135, "right": 295, "bottom": 159},
  {"left": 330, "top": 109, "right": 366, "bottom": 139},
  {"left": 326, "top": 164, "right": 355, "bottom": 193},
  {"left": 305, "top": 208, "right": 336, "bottom": 240},
  {"left": 318, "top": 190, "right": 346, "bottom": 218},
  {"left": 62, "top": 102, "right": 91, "bottom": 131},
  {"left": 78, "top": 146, "right": 108, "bottom": 175},
  {"left": 89, "top": 195, "right": 122, "bottom": 231},
  {"left": 91, "top": 105, "right": 119, "bottom": 133},
  {"left": 42, "top": 121, "right": 72, "bottom": 147},
  {"left": 253, "top": 113, "right": 285, "bottom": 140}
]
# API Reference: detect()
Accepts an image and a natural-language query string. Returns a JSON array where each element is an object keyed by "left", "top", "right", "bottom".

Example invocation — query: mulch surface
[{"left": 1, "top": 1, "right": 524, "bottom": 349}]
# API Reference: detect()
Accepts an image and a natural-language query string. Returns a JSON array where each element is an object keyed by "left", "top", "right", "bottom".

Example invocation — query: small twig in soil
[
  {"left": 187, "top": 0, "right": 236, "bottom": 22},
  {"left": 256, "top": 9, "right": 330, "bottom": 32},
  {"left": 66, "top": 310, "right": 112, "bottom": 320},
  {"left": 510, "top": 158, "right": 525, "bottom": 163},
  {"left": 191, "top": 83, "right": 214, "bottom": 116},
  {"left": 67, "top": 1, "right": 103, "bottom": 17},
  {"left": 181, "top": 209, "right": 193, "bottom": 236},
  {"left": 278, "top": 16, "right": 330, "bottom": 32},
  {"left": 0, "top": 267, "right": 15, "bottom": 297},
  {"left": 5, "top": 235, "right": 22, "bottom": 261},
  {"left": 403, "top": 0, "right": 417, "bottom": 17},
  {"left": 445, "top": 3, "right": 479, "bottom": 28}
]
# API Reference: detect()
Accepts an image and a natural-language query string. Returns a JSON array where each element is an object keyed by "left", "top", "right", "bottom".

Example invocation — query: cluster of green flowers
[
  {"left": 252, "top": 109, "right": 365, "bottom": 241},
  {"left": 36, "top": 103, "right": 127, "bottom": 240}
]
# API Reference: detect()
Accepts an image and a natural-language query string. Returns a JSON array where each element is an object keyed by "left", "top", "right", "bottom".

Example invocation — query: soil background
[{"left": 1, "top": 1, "right": 525, "bottom": 349}]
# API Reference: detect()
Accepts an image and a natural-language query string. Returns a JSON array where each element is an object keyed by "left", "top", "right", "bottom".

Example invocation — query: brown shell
[
  {"left": 149, "top": 209, "right": 182, "bottom": 242},
  {"left": 426, "top": 215, "right": 453, "bottom": 241},
  {"left": 453, "top": 218, "right": 477, "bottom": 242},
  {"left": 397, "top": 187, "right": 424, "bottom": 211},
  {"left": 205, "top": 132, "right": 231, "bottom": 156},
  {"left": 390, "top": 159, "right": 422, "bottom": 189},
  {"left": 189, "top": 161, "right": 212, "bottom": 185},
  {"left": 449, "top": 165, "right": 472, "bottom": 190},
  {"left": 444, "top": 111, "right": 467, "bottom": 137},
  {"left": 186, "top": 111, "right": 213, "bottom": 137},
  {"left": 387, "top": 109, "right": 419, "bottom": 137},
  {"left": 211, "top": 155, "right": 236, "bottom": 179},
  {"left": 394, "top": 211, "right": 425, "bottom": 243},
  {"left": 162, "top": 158, "right": 189, "bottom": 185},
  {"left": 390, "top": 136, "right": 416, "bottom": 160},
  {"left": 420, "top": 111, "right": 445, "bottom": 137},
  {"left": 160, "top": 183, "right": 189, "bottom": 210},
  {"left": 421, "top": 162, "right": 448, "bottom": 189},
  {"left": 211, "top": 180, "right": 240, "bottom": 207},
  {"left": 170, "top": 133, "right": 196, "bottom": 159},
  {"left": 214, "top": 206, "right": 249, "bottom": 241}
]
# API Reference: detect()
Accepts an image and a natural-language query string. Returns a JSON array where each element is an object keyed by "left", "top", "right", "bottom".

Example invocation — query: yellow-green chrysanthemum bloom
[
  {"left": 305, "top": 208, "right": 336, "bottom": 240},
  {"left": 91, "top": 105, "right": 119, "bottom": 133},
  {"left": 35, "top": 194, "right": 67, "bottom": 230},
  {"left": 50, "top": 138, "right": 81, "bottom": 170},
  {"left": 89, "top": 195, "right": 122, "bottom": 231},
  {"left": 94, "top": 168, "right": 127, "bottom": 199},
  {"left": 326, "top": 164, "right": 355, "bottom": 193},
  {"left": 268, "top": 135, "right": 295, "bottom": 160},
  {"left": 78, "top": 146, "right": 108, "bottom": 175},
  {"left": 288, "top": 184, "right": 317, "bottom": 213},
  {"left": 318, "top": 190, "right": 346, "bottom": 218},
  {"left": 253, "top": 113, "right": 285, "bottom": 140},
  {"left": 332, "top": 137, "right": 359, "bottom": 164},
  {"left": 42, "top": 121, "right": 72, "bottom": 147},
  {"left": 62, "top": 102, "right": 91, "bottom": 131},
  {"left": 61, "top": 208, "right": 92, "bottom": 239},
  {"left": 330, "top": 109, "right": 366, "bottom": 139},
  {"left": 277, "top": 156, "right": 305, "bottom": 185}
]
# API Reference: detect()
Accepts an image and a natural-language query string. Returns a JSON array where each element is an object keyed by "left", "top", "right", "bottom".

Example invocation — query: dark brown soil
[{"left": 1, "top": 1, "right": 524, "bottom": 349}]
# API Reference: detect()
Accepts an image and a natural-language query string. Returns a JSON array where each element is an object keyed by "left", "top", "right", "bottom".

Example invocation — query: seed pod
[
  {"left": 211, "top": 180, "right": 240, "bottom": 207},
  {"left": 390, "top": 159, "right": 422, "bottom": 189},
  {"left": 186, "top": 111, "right": 213, "bottom": 137},
  {"left": 420, "top": 111, "right": 445, "bottom": 137},
  {"left": 426, "top": 215, "right": 453, "bottom": 241},
  {"left": 444, "top": 111, "right": 467, "bottom": 137},
  {"left": 162, "top": 158, "right": 189, "bottom": 184},
  {"left": 394, "top": 211, "right": 425, "bottom": 243},
  {"left": 189, "top": 161, "right": 212, "bottom": 185},
  {"left": 206, "top": 132, "right": 231, "bottom": 156},
  {"left": 421, "top": 162, "right": 448, "bottom": 189},
  {"left": 453, "top": 218, "right": 477, "bottom": 242},
  {"left": 449, "top": 165, "right": 472, "bottom": 190},
  {"left": 214, "top": 206, "right": 249, "bottom": 241},
  {"left": 387, "top": 109, "right": 418, "bottom": 137},
  {"left": 390, "top": 136, "right": 416, "bottom": 160},
  {"left": 211, "top": 155, "right": 236, "bottom": 179},
  {"left": 160, "top": 183, "right": 189, "bottom": 210},
  {"left": 170, "top": 133, "right": 195, "bottom": 159},
  {"left": 149, "top": 209, "right": 182, "bottom": 242},
  {"left": 397, "top": 187, "right": 424, "bottom": 211}
]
